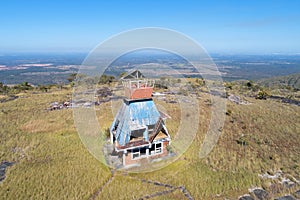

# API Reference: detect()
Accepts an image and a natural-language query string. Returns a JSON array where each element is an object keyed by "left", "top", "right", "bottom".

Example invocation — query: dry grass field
[{"left": 0, "top": 80, "right": 299, "bottom": 199}]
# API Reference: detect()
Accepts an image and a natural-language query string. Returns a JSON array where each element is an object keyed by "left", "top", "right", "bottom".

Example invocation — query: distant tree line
[
  {"left": 0, "top": 72, "right": 119, "bottom": 95},
  {"left": 69, "top": 73, "right": 116, "bottom": 86},
  {"left": 0, "top": 81, "right": 33, "bottom": 94}
]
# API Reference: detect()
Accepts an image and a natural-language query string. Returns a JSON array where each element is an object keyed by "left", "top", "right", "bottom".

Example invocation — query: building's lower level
[{"left": 122, "top": 139, "right": 170, "bottom": 166}]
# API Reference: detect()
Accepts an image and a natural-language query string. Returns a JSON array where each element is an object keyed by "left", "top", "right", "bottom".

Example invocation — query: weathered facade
[{"left": 110, "top": 70, "right": 171, "bottom": 166}]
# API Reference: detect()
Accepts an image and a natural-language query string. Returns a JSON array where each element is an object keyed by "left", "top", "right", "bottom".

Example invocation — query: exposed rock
[
  {"left": 0, "top": 95, "right": 18, "bottom": 103},
  {"left": 249, "top": 188, "right": 269, "bottom": 200},
  {"left": 96, "top": 87, "right": 112, "bottom": 97},
  {"left": 281, "top": 178, "right": 296, "bottom": 189},
  {"left": 0, "top": 161, "right": 14, "bottom": 182},
  {"left": 270, "top": 95, "right": 300, "bottom": 106},
  {"left": 228, "top": 94, "right": 251, "bottom": 105},
  {"left": 238, "top": 171, "right": 300, "bottom": 200},
  {"left": 167, "top": 100, "right": 177, "bottom": 104},
  {"left": 259, "top": 171, "right": 282, "bottom": 179},
  {"left": 48, "top": 100, "right": 99, "bottom": 110},
  {"left": 96, "top": 87, "right": 113, "bottom": 103},
  {"left": 238, "top": 194, "right": 254, "bottom": 200},
  {"left": 275, "top": 195, "right": 297, "bottom": 200}
]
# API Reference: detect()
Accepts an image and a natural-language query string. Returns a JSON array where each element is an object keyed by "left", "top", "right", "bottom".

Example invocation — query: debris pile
[{"left": 47, "top": 101, "right": 74, "bottom": 111}]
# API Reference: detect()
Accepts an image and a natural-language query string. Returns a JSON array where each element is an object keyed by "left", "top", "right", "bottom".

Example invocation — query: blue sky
[{"left": 0, "top": 0, "right": 300, "bottom": 54}]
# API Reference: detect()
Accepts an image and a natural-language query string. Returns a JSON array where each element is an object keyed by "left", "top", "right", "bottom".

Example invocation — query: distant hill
[{"left": 258, "top": 73, "right": 300, "bottom": 89}]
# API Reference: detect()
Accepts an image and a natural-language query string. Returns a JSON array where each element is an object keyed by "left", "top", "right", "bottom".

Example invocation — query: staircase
[{"left": 150, "top": 117, "right": 163, "bottom": 142}]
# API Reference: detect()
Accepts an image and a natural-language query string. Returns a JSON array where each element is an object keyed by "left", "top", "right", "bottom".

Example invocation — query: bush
[
  {"left": 0, "top": 82, "right": 10, "bottom": 94},
  {"left": 104, "top": 128, "right": 110, "bottom": 138},
  {"left": 99, "top": 75, "right": 115, "bottom": 85},
  {"left": 236, "top": 135, "right": 249, "bottom": 146},
  {"left": 225, "top": 82, "right": 233, "bottom": 90},
  {"left": 67, "top": 73, "right": 77, "bottom": 83},
  {"left": 37, "top": 85, "right": 51, "bottom": 92},
  {"left": 256, "top": 90, "right": 269, "bottom": 100},
  {"left": 246, "top": 80, "right": 254, "bottom": 88},
  {"left": 13, "top": 82, "right": 33, "bottom": 91}
]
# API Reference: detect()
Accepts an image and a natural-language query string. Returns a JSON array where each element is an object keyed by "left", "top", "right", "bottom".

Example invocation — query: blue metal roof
[{"left": 111, "top": 99, "right": 161, "bottom": 146}]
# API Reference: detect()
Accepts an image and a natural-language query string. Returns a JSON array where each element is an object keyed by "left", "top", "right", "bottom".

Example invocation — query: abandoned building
[{"left": 110, "top": 70, "right": 171, "bottom": 167}]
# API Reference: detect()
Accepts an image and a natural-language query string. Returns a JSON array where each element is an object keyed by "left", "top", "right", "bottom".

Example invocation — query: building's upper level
[
  {"left": 123, "top": 79, "right": 154, "bottom": 99},
  {"left": 121, "top": 70, "right": 154, "bottom": 100}
]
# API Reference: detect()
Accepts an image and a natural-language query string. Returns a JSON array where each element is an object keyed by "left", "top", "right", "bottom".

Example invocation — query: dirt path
[
  {"left": 138, "top": 187, "right": 179, "bottom": 199},
  {"left": 129, "top": 176, "right": 193, "bottom": 200},
  {"left": 88, "top": 169, "right": 115, "bottom": 200},
  {"left": 88, "top": 169, "right": 193, "bottom": 200}
]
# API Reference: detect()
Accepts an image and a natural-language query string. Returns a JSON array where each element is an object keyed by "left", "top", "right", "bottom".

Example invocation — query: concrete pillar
[
  {"left": 146, "top": 148, "right": 149, "bottom": 157},
  {"left": 122, "top": 152, "right": 126, "bottom": 166},
  {"left": 110, "top": 131, "right": 113, "bottom": 144},
  {"left": 123, "top": 149, "right": 127, "bottom": 166}
]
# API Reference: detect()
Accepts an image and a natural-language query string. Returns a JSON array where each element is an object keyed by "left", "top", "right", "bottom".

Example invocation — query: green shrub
[{"left": 256, "top": 90, "right": 269, "bottom": 100}]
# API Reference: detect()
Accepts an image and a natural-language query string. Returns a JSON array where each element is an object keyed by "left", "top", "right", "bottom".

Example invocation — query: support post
[
  {"left": 123, "top": 150, "right": 127, "bottom": 166},
  {"left": 110, "top": 131, "right": 114, "bottom": 144}
]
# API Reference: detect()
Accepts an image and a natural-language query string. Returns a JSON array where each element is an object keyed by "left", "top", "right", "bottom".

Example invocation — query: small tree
[
  {"left": 256, "top": 90, "right": 269, "bottom": 100},
  {"left": 14, "top": 82, "right": 33, "bottom": 91},
  {"left": 0, "top": 82, "right": 9, "bottom": 94},
  {"left": 99, "top": 75, "right": 115, "bottom": 85},
  {"left": 67, "top": 73, "right": 77, "bottom": 83},
  {"left": 246, "top": 80, "right": 254, "bottom": 88},
  {"left": 196, "top": 78, "right": 205, "bottom": 86}
]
